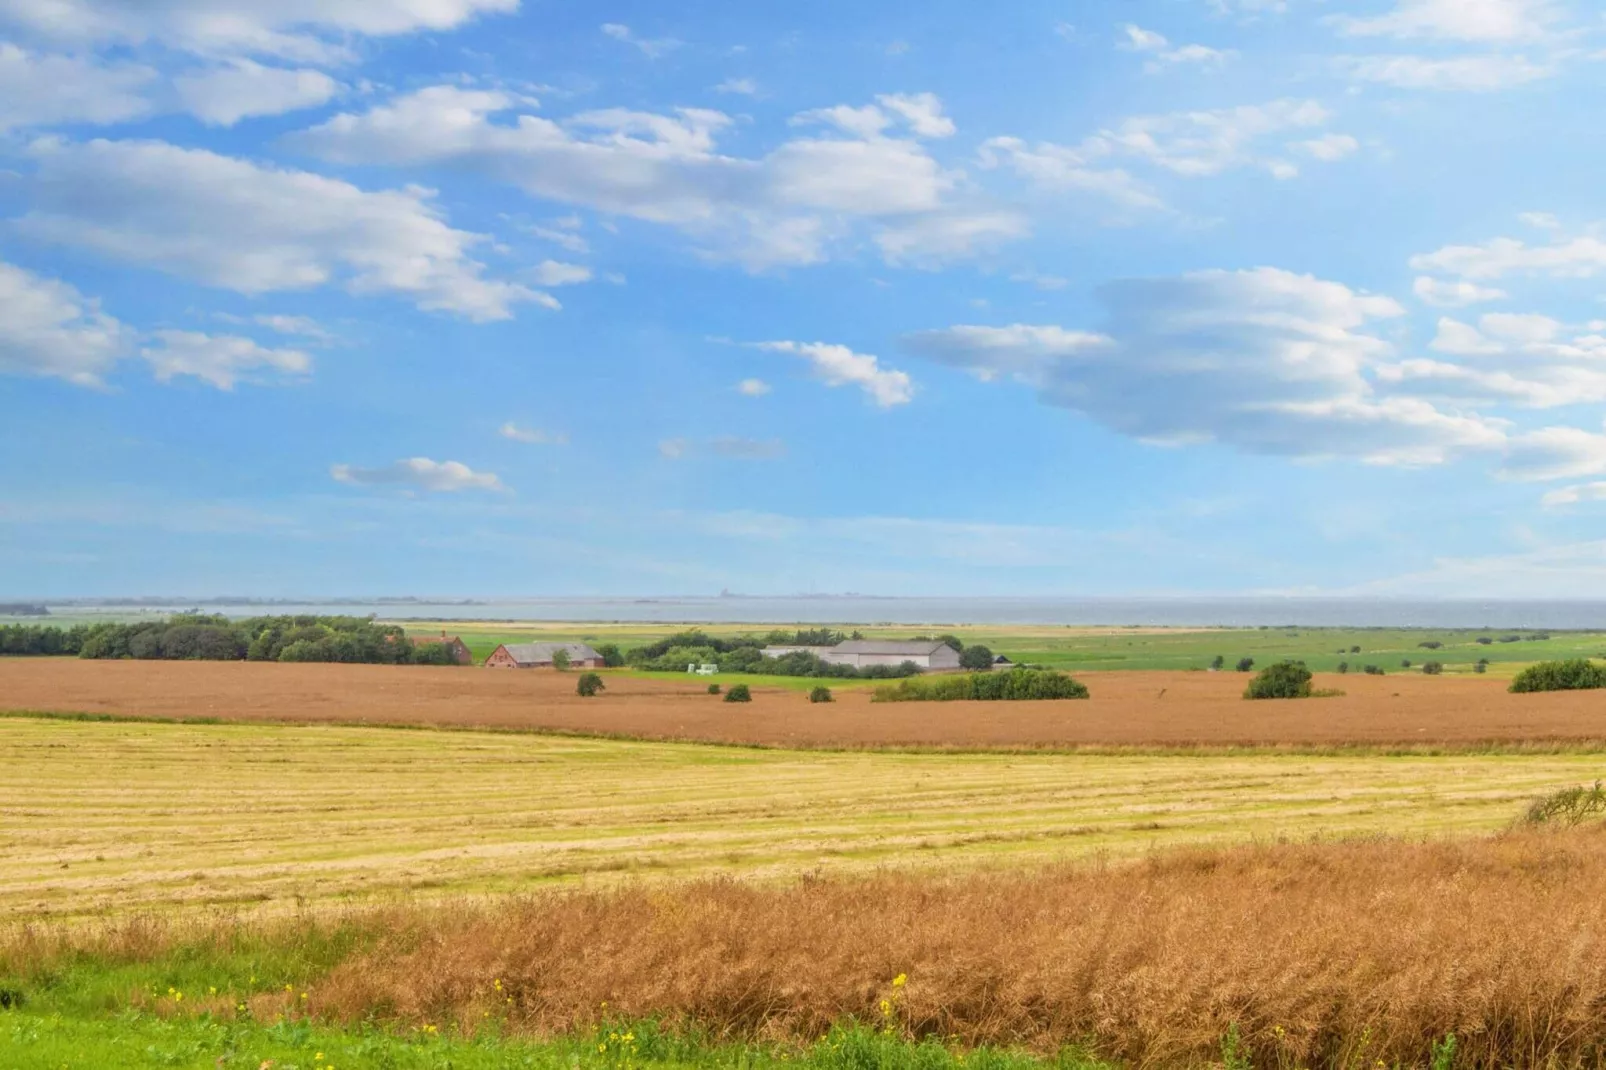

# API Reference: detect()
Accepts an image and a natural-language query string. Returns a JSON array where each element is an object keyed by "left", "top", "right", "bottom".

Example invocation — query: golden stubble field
[
  {"left": 5, "top": 657, "right": 1606, "bottom": 746},
  {"left": 4, "top": 714, "right": 1605, "bottom": 920}
]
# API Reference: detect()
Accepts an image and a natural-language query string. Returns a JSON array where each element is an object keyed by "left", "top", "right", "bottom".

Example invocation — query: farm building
[
  {"left": 992, "top": 655, "right": 1015, "bottom": 670},
  {"left": 409, "top": 631, "right": 472, "bottom": 665},
  {"left": 485, "top": 641, "right": 604, "bottom": 669},
  {"left": 759, "top": 640, "right": 962, "bottom": 672}
]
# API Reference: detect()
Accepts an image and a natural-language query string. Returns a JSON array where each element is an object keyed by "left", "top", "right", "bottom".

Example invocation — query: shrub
[
  {"left": 1401, "top": 660, "right": 1412, "bottom": 669},
  {"left": 958, "top": 644, "right": 995, "bottom": 671},
  {"left": 873, "top": 669, "right": 1090, "bottom": 703},
  {"left": 1499, "top": 635, "right": 1523, "bottom": 643},
  {"left": 1524, "top": 781, "right": 1606, "bottom": 826},
  {"left": 809, "top": 686, "right": 833, "bottom": 704},
  {"left": 1529, "top": 633, "right": 1552, "bottom": 641},
  {"left": 724, "top": 684, "right": 752, "bottom": 703},
  {"left": 1476, "top": 636, "right": 1493, "bottom": 645},
  {"left": 1210, "top": 655, "right": 1225, "bottom": 670},
  {"left": 596, "top": 643, "right": 626, "bottom": 668},
  {"left": 1235, "top": 657, "right": 1255, "bottom": 673},
  {"left": 707, "top": 683, "right": 721, "bottom": 695},
  {"left": 1422, "top": 661, "right": 1444, "bottom": 675},
  {"left": 1336, "top": 661, "right": 1349, "bottom": 674},
  {"left": 576, "top": 672, "right": 604, "bottom": 697},
  {"left": 1475, "top": 658, "right": 1489, "bottom": 674},
  {"left": 1243, "top": 661, "right": 1313, "bottom": 700},
  {"left": 1510, "top": 659, "right": 1606, "bottom": 693},
  {"left": 1418, "top": 641, "right": 1443, "bottom": 650},
  {"left": 1350, "top": 645, "right": 1361, "bottom": 654},
  {"left": 1363, "top": 665, "right": 1385, "bottom": 676}
]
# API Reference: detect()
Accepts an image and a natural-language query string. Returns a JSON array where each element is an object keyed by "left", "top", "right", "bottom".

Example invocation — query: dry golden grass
[{"left": 10, "top": 830, "right": 1606, "bottom": 1068}]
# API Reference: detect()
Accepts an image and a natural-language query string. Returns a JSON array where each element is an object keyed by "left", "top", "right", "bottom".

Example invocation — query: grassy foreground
[{"left": 8, "top": 716, "right": 1606, "bottom": 918}]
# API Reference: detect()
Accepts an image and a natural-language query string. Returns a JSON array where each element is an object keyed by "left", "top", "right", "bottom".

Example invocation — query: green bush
[
  {"left": 1422, "top": 661, "right": 1444, "bottom": 675},
  {"left": 958, "top": 644, "right": 995, "bottom": 671},
  {"left": 1243, "top": 661, "right": 1313, "bottom": 700},
  {"left": 1363, "top": 665, "right": 1385, "bottom": 676},
  {"left": 809, "top": 686, "right": 833, "bottom": 703},
  {"left": 1235, "top": 657, "right": 1255, "bottom": 673},
  {"left": 1510, "top": 659, "right": 1606, "bottom": 693},
  {"left": 873, "top": 669, "right": 1089, "bottom": 703},
  {"left": 1475, "top": 659, "right": 1488, "bottom": 674},
  {"left": 1524, "top": 781, "right": 1606, "bottom": 826},
  {"left": 1418, "top": 641, "right": 1443, "bottom": 650},
  {"left": 724, "top": 684, "right": 752, "bottom": 703},
  {"left": 1336, "top": 661, "right": 1349, "bottom": 674},
  {"left": 576, "top": 672, "right": 605, "bottom": 697},
  {"left": 707, "top": 683, "right": 721, "bottom": 695}
]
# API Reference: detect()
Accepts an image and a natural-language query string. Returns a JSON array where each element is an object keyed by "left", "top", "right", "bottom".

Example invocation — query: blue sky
[{"left": 3, "top": 0, "right": 1606, "bottom": 599}]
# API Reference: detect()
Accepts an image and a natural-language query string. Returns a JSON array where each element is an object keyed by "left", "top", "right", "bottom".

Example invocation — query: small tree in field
[
  {"left": 1235, "top": 657, "right": 1255, "bottom": 673},
  {"left": 1244, "top": 661, "right": 1313, "bottom": 700},
  {"left": 1422, "top": 661, "right": 1444, "bottom": 675},
  {"left": 959, "top": 644, "right": 995, "bottom": 671},
  {"left": 809, "top": 686, "right": 833, "bottom": 703},
  {"left": 724, "top": 684, "right": 752, "bottom": 703},
  {"left": 707, "top": 683, "right": 721, "bottom": 695},
  {"left": 1475, "top": 658, "right": 1489, "bottom": 674},
  {"left": 551, "top": 648, "right": 571, "bottom": 672},
  {"left": 576, "top": 672, "right": 604, "bottom": 697},
  {"left": 1210, "top": 655, "right": 1225, "bottom": 671},
  {"left": 1336, "top": 661, "right": 1349, "bottom": 674}
]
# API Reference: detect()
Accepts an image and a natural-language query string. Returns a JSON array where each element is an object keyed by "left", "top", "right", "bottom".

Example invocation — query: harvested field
[
  {"left": 3, "top": 716, "right": 1605, "bottom": 919},
  {"left": 5, "top": 658, "right": 1606, "bottom": 748},
  {"left": 10, "top": 832, "right": 1606, "bottom": 1069}
]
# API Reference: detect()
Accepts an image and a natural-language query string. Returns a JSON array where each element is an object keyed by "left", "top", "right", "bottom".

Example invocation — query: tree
[
  {"left": 938, "top": 634, "right": 964, "bottom": 653},
  {"left": 1422, "top": 661, "right": 1444, "bottom": 675},
  {"left": 1235, "top": 657, "right": 1255, "bottom": 673},
  {"left": 1350, "top": 646, "right": 1361, "bottom": 654},
  {"left": 576, "top": 672, "right": 604, "bottom": 697},
  {"left": 1210, "top": 655, "right": 1225, "bottom": 671},
  {"left": 707, "top": 683, "right": 721, "bottom": 695},
  {"left": 1475, "top": 658, "right": 1489, "bottom": 674},
  {"left": 724, "top": 684, "right": 752, "bottom": 703},
  {"left": 1418, "top": 641, "right": 1443, "bottom": 650},
  {"left": 1336, "top": 661, "right": 1349, "bottom": 674},
  {"left": 1510, "top": 659, "right": 1606, "bottom": 693},
  {"left": 1401, "top": 659, "right": 1412, "bottom": 669},
  {"left": 1476, "top": 636, "right": 1493, "bottom": 645},
  {"left": 1243, "top": 661, "right": 1313, "bottom": 700},
  {"left": 809, "top": 686, "right": 833, "bottom": 703},
  {"left": 551, "top": 648, "right": 571, "bottom": 672},
  {"left": 959, "top": 644, "right": 995, "bottom": 671},
  {"left": 596, "top": 643, "right": 625, "bottom": 668}
]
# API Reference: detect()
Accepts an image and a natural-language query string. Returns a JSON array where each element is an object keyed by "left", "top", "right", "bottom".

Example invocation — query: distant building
[
  {"left": 410, "top": 631, "right": 473, "bottom": 665},
  {"left": 992, "top": 654, "right": 1016, "bottom": 670},
  {"left": 485, "top": 641, "right": 604, "bottom": 669},
  {"left": 759, "top": 639, "right": 962, "bottom": 672}
]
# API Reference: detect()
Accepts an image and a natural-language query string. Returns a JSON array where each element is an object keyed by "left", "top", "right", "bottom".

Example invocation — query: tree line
[{"left": 0, "top": 615, "right": 463, "bottom": 665}]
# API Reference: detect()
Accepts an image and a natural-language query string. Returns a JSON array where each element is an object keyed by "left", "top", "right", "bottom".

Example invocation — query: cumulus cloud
[
  {"left": 1500, "top": 427, "right": 1606, "bottom": 481},
  {"left": 1336, "top": 53, "right": 1555, "bottom": 91},
  {"left": 1331, "top": 0, "right": 1559, "bottom": 43},
  {"left": 0, "top": 259, "right": 127, "bottom": 386},
  {"left": 499, "top": 422, "right": 567, "bottom": 445},
  {"left": 1291, "top": 133, "right": 1359, "bottom": 161},
  {"left": 874, "top": 210, "right": 1030, "bottom": 267},
  {"left": 1542, "top": 482, "right": 1606, "bottom": 508},
  {"left": 0, "top": 44, "right": 154, "bottom": 131},
  {"left": 753, "top": 340, "right": 914, "bottom": 407},
  {"left": 331, "top": 457, "right": 505, "bottom": 492},
  {"left": 249, "top": 314, "right": 335, "bottom": 343},
  {"left": 1118, "top": 24, "right": 1237, "bottom": 70},
  {"left": 173, "top": 60, "right": 339, "bottom": 125},
  {"left": 1411, "top": 226, "right": 1606, "bottom": 280},
  {"left": 903, "top": 267, "right": 1507, "bottom": 465},
  {"left": 1377, "top": 313, "right": 1606, "bottom": 408},
  {"left": 600, "top": 23, "right": 681, "bottom": 58},
  {"left": 291, "top": 86, "right": 1007, "bottom": 270},
  {"left": 714, "top": 77, "right": 757, "bottom": 96},
  {"left": 1412, "top": 276, "right": 1507, "bottom": 307},
  {"left": 737, "top": 378, "right": 771, "bottom": 396},
  {"left": 140, "top": 329, "right": 310, "bottom": 389},
  {"left": 0, "top": 0, "right": 519, "bottom": 63},
  {"left": 20, "top": 138, "right": 536, "bottom": 321},
  {"left": 527, "top": 260, "right": 593, "bottom": 287}
]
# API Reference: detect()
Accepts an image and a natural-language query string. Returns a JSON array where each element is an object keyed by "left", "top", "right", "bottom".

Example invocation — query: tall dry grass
[{"left": 10, "top": 829, "right": 1606, "bottom": 1068}]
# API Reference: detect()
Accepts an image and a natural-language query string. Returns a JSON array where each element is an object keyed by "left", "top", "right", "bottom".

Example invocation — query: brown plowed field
[{"left": 4, "top": 658, "right": 1606, "bottom": 747}]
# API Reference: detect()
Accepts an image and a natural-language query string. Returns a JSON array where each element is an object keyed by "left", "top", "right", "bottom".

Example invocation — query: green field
[{"left": 397, "top": 620, "right": 1602, "bottom": 676}]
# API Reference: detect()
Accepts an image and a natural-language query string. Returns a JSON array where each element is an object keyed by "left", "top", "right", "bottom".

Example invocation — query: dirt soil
[{"left": 4, "top": 659, "right": 1606, "bottom": 747}]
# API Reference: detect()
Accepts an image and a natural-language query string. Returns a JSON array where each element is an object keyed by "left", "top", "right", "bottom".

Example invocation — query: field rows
[{"left": 3, "top": 716, "right": 1602, "bottom": 919}]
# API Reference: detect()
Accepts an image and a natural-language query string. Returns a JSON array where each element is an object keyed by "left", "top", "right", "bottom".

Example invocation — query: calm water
[{"left": 27, "top": 596, "right": 1606, "bottom": 629}]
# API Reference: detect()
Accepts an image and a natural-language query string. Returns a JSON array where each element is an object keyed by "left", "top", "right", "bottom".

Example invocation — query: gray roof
[
  {"left": 499, "top": 641, "right": 601, "bottom": 664},
  {"left": 831, "top": 639, "right": 950, "bottom": 656}
]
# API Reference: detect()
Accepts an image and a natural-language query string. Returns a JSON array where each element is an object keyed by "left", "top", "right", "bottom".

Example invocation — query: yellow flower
[{"left": 892, "top": 974, "right": 907, "bottom": 988}]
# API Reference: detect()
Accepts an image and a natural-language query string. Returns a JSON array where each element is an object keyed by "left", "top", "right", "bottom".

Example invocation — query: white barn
[{"left": 760, "top": 639, "right": 962, "bottom": 672}]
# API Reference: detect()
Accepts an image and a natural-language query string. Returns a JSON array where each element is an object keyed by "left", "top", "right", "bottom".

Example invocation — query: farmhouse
[
  {"left": 410, "top": 631, "right": 472, "bottom": 665},
  {"left": 759, "top": 639, "right": 962, "bottom": 672},
  {"left": 485, "top": 641, "right": 604, "bottom": 669}
]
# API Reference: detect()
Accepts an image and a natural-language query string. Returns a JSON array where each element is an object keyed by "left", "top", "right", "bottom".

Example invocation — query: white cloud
[
  {"left": 173, "top": 60, "right": 338, "bottom": 125},
  {"left": 294, "top": 86, "right": 1003, "bottom": 270},
  {"left": 1500, "top": 427, "right": 1606, "bottom": 481},
  {"left": 710, "top": 436, "right": 786, "bottom": 460},
  {"left": 1118, "top": 24, "right": 1236, "bottom": 70},
  {"left": 331, "top": 458, "right": 505, "bottom": 492},
  {"left": 21, "top": 138, "right": 535, "bottom": 321},
  {"left": 977, "top": 137, "right": 1163, "bottom": 211},
  {"left": 1411, "top": 228, "right": 1606, "bottom": 280},
  {"left": 754, "top": 340, "right": 915, "bottom": 408},
  {"left": 0, "top": 259, "right": 126, "bottom": 386},
  {"left": 1292, "top": 133, "right": 1359, "bottom": 161},
  {"left": 0, "top": 44, "right": 154, "bottom": 132},
  {"left": 527, "top": 260, "right": 593, "bottom": 287},
  {"left": 1412, "top": 276, "right": 1507, "bottom": 307},
  {"left": 737, "top": 378, "right": 771, "bottom": 396},
  {"left": 0, "top": 0, "right": 519, "bottom": 63},
  {"left": 1352, "top": 538, "right": 1606, "bottom": 598},
  {"left": 875, "top": 92, "right": 956, "bottom": 138},
  {"left": 657, "top": 438, "right": 690, "bottom": 459},
  {"left": 1379, "top": 313, "right": 1606, "bottom": 408},
  {"left": 1518, "top": 211, "right": 1563, "bottom": 230},
  {"left": 140, "top": 329, "right": 310, "bottom": 389},
  {"left": 251, "top": 314, "right": 335, "bottom": 343},
  {"left": 1337, "top": 53, "right": 1555, "bottom": 91},
  {"left": 714, "top": 77, "right": 757, "bottom": 96},
  {"left": 600, "top": 22, "right": 681, "bottom": 58},
  {"left": 874, "top": 210, "right": 1031, "bottom": 267},
  {"left": 1331, "top": 0, "right": 1559, "bottom": 43},
  {"left": 499, "top": 422, "right": 567, "bottom": 445},
  {"left": 1542, "top": 482, "right": 1606, "bottom": 507},
  {"left": 903, "top": 267, "right": 1507, "bottom": 465}
]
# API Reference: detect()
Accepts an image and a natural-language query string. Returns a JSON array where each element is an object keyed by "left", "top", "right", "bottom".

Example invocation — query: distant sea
[{"left": 25, "top": 596, "right": 1606, "bottom": 630}]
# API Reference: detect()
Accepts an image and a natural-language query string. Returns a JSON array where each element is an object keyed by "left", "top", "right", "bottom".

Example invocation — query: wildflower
[
  {"left": 879, "top": 999, "right": 892, "bottom": 1017},
  {"left": 892, "top": 974, "right": 907, "bottom": 988},
  {"left": 315, "top": 1055, "right": 324, "bottom": 1062}
]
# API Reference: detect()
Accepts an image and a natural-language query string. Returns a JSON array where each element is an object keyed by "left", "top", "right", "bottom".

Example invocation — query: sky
[{"left": 3, "top": 0, "right": 1606, "bottom": 600}]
